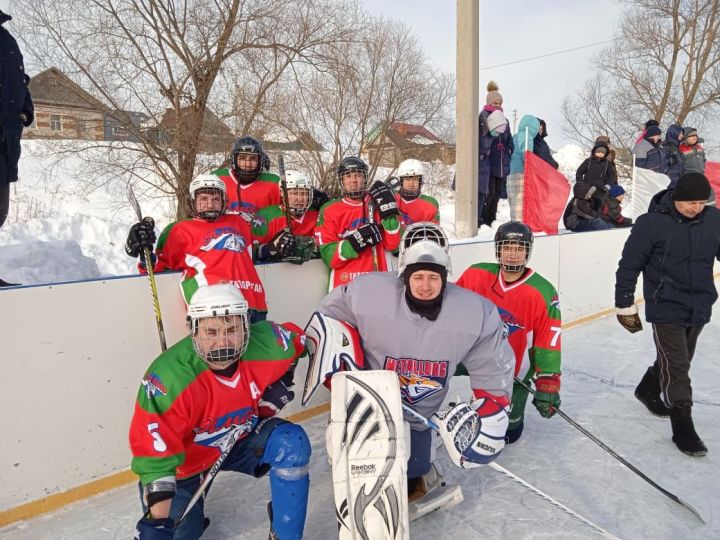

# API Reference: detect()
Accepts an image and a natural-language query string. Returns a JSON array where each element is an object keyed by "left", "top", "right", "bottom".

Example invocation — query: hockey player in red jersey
[
  {"left": 213, "top": 136, "right": 281, "bottom": 218},
  {"left": 253, "top": 169, "right": 319, "bottom": 264},
  {"left": 456, "top": 221, "right": 562, "bottom": 444},
  {"left": 315, "top": 156, "right": 402, "bottom": 290},
  {"left": 125, "top": 174, "right": 268, "bottom": 321},
  {"left": 130, "top": 284, "right": 310, "bottom": 540},
  {"left": 394, "top": 159, "right": 440, "bottom": 226}
]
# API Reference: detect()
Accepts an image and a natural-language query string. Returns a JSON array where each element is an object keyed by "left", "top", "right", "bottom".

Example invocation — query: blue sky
[{"left": 359, "top": 0, "right": 625, "bottom": 147}]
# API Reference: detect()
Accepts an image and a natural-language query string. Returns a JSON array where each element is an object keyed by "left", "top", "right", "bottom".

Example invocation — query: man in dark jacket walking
[
  {"left": 615, "top": 172, "right": 720, "bottom": 457},
  {"left": 1, "top": 9, "right": 34, "bottom": 229}
]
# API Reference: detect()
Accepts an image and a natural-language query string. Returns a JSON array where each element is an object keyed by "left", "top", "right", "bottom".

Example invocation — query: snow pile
[{"left": 0, "top": 241, "right": 101, "bottom": 284}]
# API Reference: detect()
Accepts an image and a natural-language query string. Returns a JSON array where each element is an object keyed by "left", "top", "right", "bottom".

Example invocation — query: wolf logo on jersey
[
  {"left": 193, "top": 407, "right": 256, "bottom": 448},
  {"left": 397, "top": 373, "right": 443, "bottom": 404},
  {"left": 497, "top": 306, "right": 525, "bottom": 338},
  {"left": 141, "top": 373, "right": 167, "bottom": 400},
  {"left": 200, "top": 229, "right": 248, "bottom": 253}
]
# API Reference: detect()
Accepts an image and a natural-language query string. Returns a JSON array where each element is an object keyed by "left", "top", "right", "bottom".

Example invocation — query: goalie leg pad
[
  {"left": 301, "top": 312, "right": 365, "bottom": 406},
  {"left": 330, "top": 370, "right": 410, "bottom": 539}
]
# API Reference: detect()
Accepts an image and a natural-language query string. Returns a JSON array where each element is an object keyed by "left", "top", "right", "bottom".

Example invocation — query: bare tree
[
  {"left": 563, "top": 0, "right": 720, "bottom": 170},
  {"left": 257, "top": 14, "right": 455, "bottom": 195},
  {"left": 15, "top": 0, "right": 352, "bottom": 219}
]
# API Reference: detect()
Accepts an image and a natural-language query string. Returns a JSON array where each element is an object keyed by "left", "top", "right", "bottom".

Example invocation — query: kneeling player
[
  {"left": 129, "top": 284, "right": 310, "bottom": 540},
  {"left": 456, "top": 221, "right": 562, "bottom": 444},
  {"left": 305, "top": 223, "right": 514, "bottom": 524}
]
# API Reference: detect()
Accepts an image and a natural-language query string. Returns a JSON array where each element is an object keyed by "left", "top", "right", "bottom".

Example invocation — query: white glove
[{"left": 431, "top": 398, "right": 508, "bottom": 469}]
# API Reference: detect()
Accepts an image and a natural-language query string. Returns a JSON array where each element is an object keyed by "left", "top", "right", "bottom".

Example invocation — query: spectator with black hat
[
  {"left": 615, "top": 172, "right": 720, "bottom": 457},
  {"left": 633, "top": 124, "right": 668, "bottom": 174}
]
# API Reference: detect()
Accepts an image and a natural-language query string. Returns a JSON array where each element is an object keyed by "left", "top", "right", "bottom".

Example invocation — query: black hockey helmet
[
  {"left": 231, "top": 135, "right": 263, "bottom": 184},
  {"left": 494, "top": 221, "right": 533, "bottom": 273},
  {"left": 337, "top": 156, "right": 369, "bottom": 199}
]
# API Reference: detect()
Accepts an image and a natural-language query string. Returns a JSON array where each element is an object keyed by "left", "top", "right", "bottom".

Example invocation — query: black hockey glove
[
  {"left": 269, "top": 229, "right": 298, "bottom": 258},
  {"left": 310, "top": 188, "right": 331, "bottom": 212},
  {"left": 367, "top": 180, "right": 399, "bottom": 220},
  {"left": 125, "top": 217, "right": 156, "bottom": 258},
  {"left": 258, "top": 371, "right": 296, "bottom": 417},
  {"left": 346, "top": 222, "right": 382, "bottom": 253},
  {"left": 134, "top": 515, "right": 174, "bottom": 539}
]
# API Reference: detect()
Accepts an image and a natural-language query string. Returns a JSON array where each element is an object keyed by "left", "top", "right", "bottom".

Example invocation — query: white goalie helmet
[
  {"left": 189, "top": 174, "right": 227, "bottom": 221},
  {"left": 397, "top": 222, "right": 451, "bottom": 276},
  {"left": 187, "top": 284, "right": 250, "bottom": 369},
  {"left": 284, "top": 169, "right": 314, "bottom": 215}
]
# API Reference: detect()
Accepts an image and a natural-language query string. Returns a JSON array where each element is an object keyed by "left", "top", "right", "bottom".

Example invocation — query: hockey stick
[
  {"left": 515, "top": 377, "right": 705, "bottom": 524},
  {"left": 175, "top": 422, "right": 249, "bottom": 527},
  {"left": 127, "top": 183, "right": 167, "bottom": 351},
  {"left": 366, "top": 197, "right": 379, "bottom": 271},
  {"left": 401, "top": 404, "right": 620, "bottom": 540},
  {"left": 277, "top": 154, "right": 293, "bottom": 232}
]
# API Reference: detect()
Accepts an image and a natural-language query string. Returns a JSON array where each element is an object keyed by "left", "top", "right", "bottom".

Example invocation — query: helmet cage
[
  {"left": 231, "top": 136, "right": 263, "bottom": 184},
  {"left": 399, "top": 175, "right": 423, "bottom": 200},
  {"left": 189, "top": 175, "right": 227, "bottom": 221},
  {"left": 284, "top": 170, "right": 314, "bottom": 216},
  {"left": 187, "top": 286, "right": 250, "bottom": 370},
  {"left": 397, "top": 222, "right": 451, "bottom": 276},
  {"left": 495, "top": 239, "right": 533, "bottom": 273},
  {"left": 337, "top": 157, "right": 369, "bottom": 200}
]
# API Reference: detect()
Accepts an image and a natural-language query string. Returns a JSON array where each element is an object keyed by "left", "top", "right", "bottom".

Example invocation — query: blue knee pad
[{"left": 263, "top": 423, "right": 311, "bottom": 540}]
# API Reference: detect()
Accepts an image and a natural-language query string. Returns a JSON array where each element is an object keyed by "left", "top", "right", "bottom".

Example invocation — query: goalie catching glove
[{"left": 431, "top": 397, "right": 508, "bottom": 469}]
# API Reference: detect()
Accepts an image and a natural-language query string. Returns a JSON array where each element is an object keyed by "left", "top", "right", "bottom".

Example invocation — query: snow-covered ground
[
  {"left": 1, "top": 141, "right": 594, "bottom": 285},
  {"left": 1, "top": 304, "right": 718, "bottom": 539}
]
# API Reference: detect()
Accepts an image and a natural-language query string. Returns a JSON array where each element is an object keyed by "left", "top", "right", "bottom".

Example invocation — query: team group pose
[{"left": 128, "top": 134, "right": 715, "bottom": 539}]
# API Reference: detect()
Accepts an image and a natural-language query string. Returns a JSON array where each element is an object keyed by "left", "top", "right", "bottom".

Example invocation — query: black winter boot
[
  {"left": 670, "top": 403, "right": 707, "bottom": 457},
  {"left": 634, "top": 367, "right": 670, "bottom": 417},
  {"left": 267, "top": 502, "right": 279, "bottom": 540}
]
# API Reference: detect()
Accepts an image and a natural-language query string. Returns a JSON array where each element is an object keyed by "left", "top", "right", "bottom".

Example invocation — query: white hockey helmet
[
  {"left": 397, "top": 159, "right": 424, "bottom": 200},
  {"left": 189, "top": 174, "right": 227, "bottom": 221},
  {"left": 397, "top": 222, "right": 451, "bottom": 276},
  {"left": 187, "top": 284, "right": 250, "bottom": 369},
  {"left": 284, "top": 169, "right": 314, "bottom": 215}
]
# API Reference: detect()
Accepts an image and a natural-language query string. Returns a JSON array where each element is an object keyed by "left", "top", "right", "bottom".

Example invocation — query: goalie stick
[
  {"left": 515, "top": 377, "right": 705, "bottom": 524},
  {"left": 401, "top": 404, "right": 621, "bottom": 540},
  {"left": 127, "top": 183, "right": 167, "bottom": 351}
]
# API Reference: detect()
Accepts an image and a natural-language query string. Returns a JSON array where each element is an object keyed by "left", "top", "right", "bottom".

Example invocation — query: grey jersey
[{"left": 319, "top": 272, "right": 514, "bottom": 429}]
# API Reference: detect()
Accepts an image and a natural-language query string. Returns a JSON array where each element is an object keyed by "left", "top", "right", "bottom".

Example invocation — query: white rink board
[{"left": 1, "top": 227, "right": 695, "bottom": 513}]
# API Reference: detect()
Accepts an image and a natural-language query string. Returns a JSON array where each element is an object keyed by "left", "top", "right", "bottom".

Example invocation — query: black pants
[
  {"left": 482, "top": 176, "right": 503, "bottom": 226},
  {"left": 0, "top": 182, "right": 8, "bottom": 228},
  {"left": 651, "top": 323, "right": 703, "bottom": 407}
]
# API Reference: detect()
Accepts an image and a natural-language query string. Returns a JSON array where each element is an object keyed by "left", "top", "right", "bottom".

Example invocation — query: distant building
[
  {"left": 25, "top": 68, "right": 148, "bottom": 143},
  {"left": 365, "top": 122, "right": 455, "bottom": 167},
  {"left": 144, "top": 107, "right": 235, "bottom": 154},
  {"left": 25, "top": 68, "right": 106, "bottom": 140}
]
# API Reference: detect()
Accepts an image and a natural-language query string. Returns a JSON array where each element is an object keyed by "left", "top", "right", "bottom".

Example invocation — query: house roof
[
  {"left": 28, "top": 68, "right": 106, "bottom": 111},
  {"left": 155, "top": 106, "right": 234, "bottom": 138},
  {"left": 366, "top": 121, "right": 445, "bottom": 149}
]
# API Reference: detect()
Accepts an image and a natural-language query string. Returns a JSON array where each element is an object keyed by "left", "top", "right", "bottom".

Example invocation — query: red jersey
[
  {"left": 213, "top": 168, "right": 281, "bottom": 217},
  {"left": 315, "top": 196, "right": 401, "bottom": 290},
  {"left": 455, "top": 263, "right": 561, "bottom": 377},
  {"left": 252, "top": 205, "right": 319, "bottom": 245},
  {"left": 129, "top": 321, "right": 305, "bottom": 485},
  {"left": 396, "top": 194, "right": 440, "bottom": 226},
  {"left": 154, "top": 213, "right": 267, "bottom": 311}
]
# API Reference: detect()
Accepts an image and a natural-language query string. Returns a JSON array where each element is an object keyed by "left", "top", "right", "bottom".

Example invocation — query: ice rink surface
[{"left": 2, "top": 306, "right": 719, "bottom": 539}]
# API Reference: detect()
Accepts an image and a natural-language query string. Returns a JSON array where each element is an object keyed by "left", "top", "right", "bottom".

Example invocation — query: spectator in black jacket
[
  {"left": 615, "top": 172, "right": 720, "bottom": 457},
  {"left": 575, "top": 141, "right": 618, "bottom": 191},
  {"left": 662, "top": 124, "right": 684, "bottom": 187},
  {"left": 532, "top": 119, "right": 558, "bottom": 169},
  {"left": 562, "top": 181, "right": 612, "bottom": 232},
  {"left": 1, "top": 9, "right": 34, "bottom": 230},
  {"left": 602, "top": 185, "right": 632, "bottom": 227}
]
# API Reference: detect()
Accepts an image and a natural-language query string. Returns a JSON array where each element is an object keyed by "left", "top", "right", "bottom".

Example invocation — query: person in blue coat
[
  {"left": 615, "top": 173, "right": 720, "bottom": 457},
  {"left": 0, "top": 9, "right": 34, "bottom": 229},
  {"left": 662, "top": 124, "right": 684, "bottom": 187},
  {"left": 507, "top": 115, "right": 540, "bottom": 221}
]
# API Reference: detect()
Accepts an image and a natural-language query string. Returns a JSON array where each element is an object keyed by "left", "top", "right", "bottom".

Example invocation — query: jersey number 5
[{"left": 147, "top": 422, "right": 168, "bottom": 452}]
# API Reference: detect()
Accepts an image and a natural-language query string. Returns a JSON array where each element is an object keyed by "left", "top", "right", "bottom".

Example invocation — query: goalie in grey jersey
[{"left": 314, "top": 222, "right": 515, "bottom": 507}]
